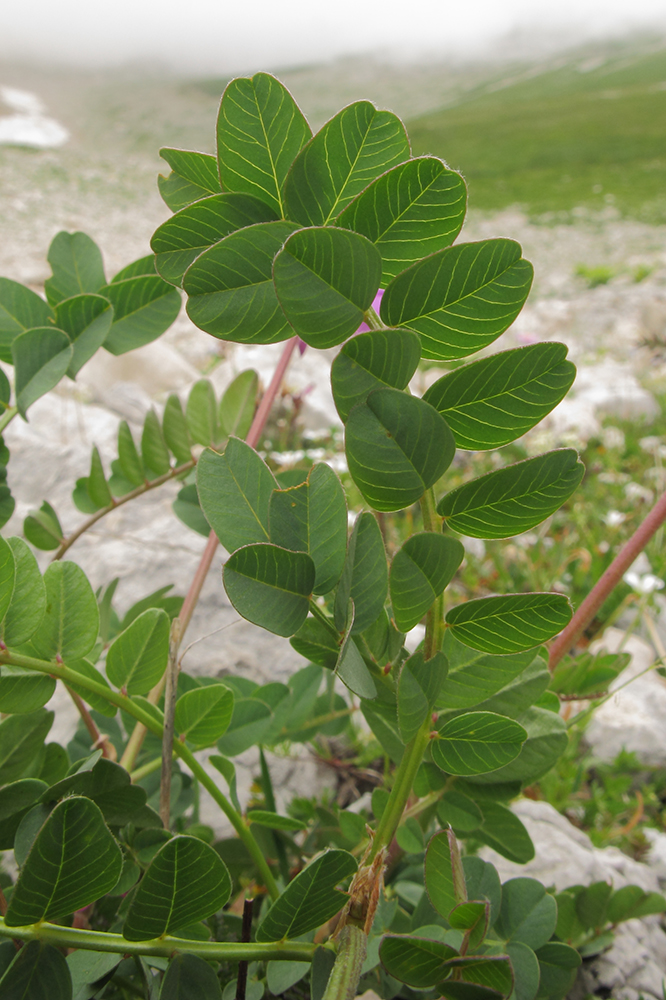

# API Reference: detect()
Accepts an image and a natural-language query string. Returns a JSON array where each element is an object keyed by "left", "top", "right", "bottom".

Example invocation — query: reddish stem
[{"left": 549, "top": 488, "right": 666, "bottom": 670}]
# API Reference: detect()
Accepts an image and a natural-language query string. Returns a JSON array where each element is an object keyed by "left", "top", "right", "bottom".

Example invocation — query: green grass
[{"left": 407, "top": 41, "right": 666, "bottom": 222}]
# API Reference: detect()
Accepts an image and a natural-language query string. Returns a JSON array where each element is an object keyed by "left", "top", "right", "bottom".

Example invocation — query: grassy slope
[{"left": 407, "top": 41, "right": 666, "bottom": 221}]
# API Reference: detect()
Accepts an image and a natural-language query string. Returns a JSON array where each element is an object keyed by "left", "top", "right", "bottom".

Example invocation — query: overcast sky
[{"left": 2, "top": 0, "right": 666, "bottom": 75}]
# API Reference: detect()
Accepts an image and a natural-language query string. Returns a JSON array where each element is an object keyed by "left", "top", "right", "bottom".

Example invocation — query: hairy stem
[
  {"left": 322, "top": 926, "right": 368, "bottom": 1000},
  {"left": 368, "top": 719, "right": 431, "bottom": 862},
  {"left": 549, "top": 487, "right": 666, "bottom": 670},
  {"left": 420, "top": 489, "right": 444, "bottom": 659},
  {"left": 160, "top": 618, "right": 181, "bottom": 827},
  {"left": 0, "top": 917, "right": 314, "bottom": 961}
]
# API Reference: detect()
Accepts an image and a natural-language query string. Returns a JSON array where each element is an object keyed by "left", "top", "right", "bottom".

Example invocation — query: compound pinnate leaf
[
  {"left": 223, "top": 543, "right": 315, "bottom": 637},
  {"left": 473, "top": 800, "right": 535, "bottom": 864},
  {"left": 219, "top": 368, "right": 259, "bottom": 438},
  {"left": 425, "top": 829, "right": 467, "bottom": 920},
  {"left": 284, "top": 102, "right": 410, "bottom": 226},
  {"left": 398, "top": 650, "right": 448, "bottom": 743},
  {"left": 390, "top": 532, "right": 464, "bottom": 632},
  {"left": 273, "top": 227, "right": 382, "bottom": 349},
  {"left": 423, "top": 343, "right": 576, "bottom": 451},
  {"left": 0, "top": 276, "right": 54, "bottom": 364},
  {"left": 105, "top": 607, "right": 170, "bottom": 695},
  {"left": 12, "top": 327, "right": 73, "bottom": 417},
  {"left": 0, "top": 940, "right": 72, "bottom": 1000},
  {"left": 334, "top": 511, "right": 387, "bottom": 635},
  {"left": 184, "top": 221, "right": 299, "bottom": 343},
  {"left": 379, "top": 935, "right": 459, "bottom": 988},
  {"left": 432, "top": 712, "right": 526, "bottom": 776},
  {"left": 256, "top": 849, "right": 357, "bottom": 941},
  {"left": 123, "top": 835, "right": 231, "bottom": 941},
  {"left": 54, "top": 293, "right": 114, "bottom": 377},
  {"left": 30, "top": 561, "right": 99, "bottom": 662},
  {"left": 174, "top": 683, "right": 234, "bottom": 747},
  {"left": 381, "top": 239, "right": 533, "bottom": 361},
  {"left": 331, "top": 327, "right": 422, "bottom": 422},
  {"left": 470, "top": 707, "right": 568, "bottom": 786},
  {"left": 336, "top": 156, "right": 466, "bottom": 284},
  {"left": 437, "top": 450, "right": 584, "bottom": 539},
  {"left": 101, "top": 275, "right": 181, "bottom": 355},
  {"left": 5, "top": 796, "right": 122, "bottom": 926},
  {"left": 445, "top": 593, "right": 572, "bottom": 655},
  {"left": 495, "top": 878, "right": 557, "bottom": 951},
  {"left": 345, "top": 388, "right": 455, "bottom": 512},
  {"left": 1, "top": 538, "right": 46, "bottom": 647},
  {"left": 158, "top": 147, "right": 222, "bottom": 212},
  {"left": 160, "top": 953, "right": 223, "bottom": 1000},
  {"left": 217, "top": 73, "right": 311, "bottom": 217},
  {"left": 197, "top": 438, "right": 277, "bottom": 554},
  {"left": 269, "top": 462, "right": 347, "bottom": 595},
  {"left": 152, "top": 193, "right": 277, "bottom": 286},
  {"left": 44, "top": 231, "right": 106, "bottom": 306}
]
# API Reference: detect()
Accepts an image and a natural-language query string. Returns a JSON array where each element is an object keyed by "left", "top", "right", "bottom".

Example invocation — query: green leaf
[
  {"left": 575, "top": 880, "right": 612, "bottom": 931},
  {"left": 198, "top": 439, "right": 277, "bottom": 553},
  {"left": 54, "top": 293, "right": 114, "bottom": 377},
  {"left": 163, "top": 394, "right": 193, "bottom": 465},
  {"left": 390, "top": 532, "right": 464, "bottom": 632},
  {"left": 0, "top": 534, "right": 15, "bottom": 623},
  {"left": 345, "top": 388, "right": 455, "bottom": 512},
  {"left": 5, "top": 796, "right": 122, "bottom": 926},
  {"left": 335, "top": 602, "right": 377, "bottom": 699},
  {"left": 0, "top": 666, "right": 55, "bottom": 714},
  {"left": 266, "top": 961, "right": 309, "bottom": 996},
  {"left": 142, "top": 408, "right": 171, "bottom": 476},
  {"left": 173, "top": 484, "right": 211, "bottom": 538},
  {"left": 269, "top": 463, "right": 347, "bottom": 595},
  {"left": 41, "top": 756, "right": 148, "bottom": 826},
  {"left": 217, "top": 73, "right": 311, "bottom": 216},
  {"left": 272, "top": 227, "right": 382, "bottom": 349},
  {"left": 184, "top": 221, "right": 299, "bottom": 342},
  {"left": 66, "top": 658, "right": 117, "bottom": 717},
  {"left": 223, "top": 543, "right": 315, "bottom": 637},
  {"left": 105, "top": 607, "right": 170, "bottom": 695},
  {"left": 505, "top": 942, "right": 540, "bottom": 1000},
  {"left": 446, "top": 593, "right": 572, "bottom": 655},
  {"left": 361, "top": 698, "right": 404, "bottom": 763},
  {"left": 437, "top": 633, "right": 538, "bottom": 712},
  {"left": 152, "top": 193, "right": 278, "bottom": 285},
  {"left": 215, "top": 697, "right": 274, "bottom": 756},
  {"left": 459, "top": 655, "right": 550, "bottom": 722},
  {"left": 44, "top": 231, "right": 106, "bottom": 306},
  {"left": 396, "top": 816, "right": 425, "bottom": 854},
  {"left": 86, "top": 445, "right": 113, "bottom": 508},
  {"left": 209, "top": 755, "right": 241, "bottom": 811},
  {"left": 186, "top": 379, "right": 218, "bottom": 447},
  {"left": 438, "top": 450, "right": 584, "bottom": 539},
  {"left": 158, "top": 147, "right": 222, "bottom": 212},
  {"left": 469, "top": 707, "right": 567, "bottom": 785},
  {"left": 473, "top": 801, "right": 535, "bottom": 864},
  {"left": 398, "top": 649, "right": 448, "bottom": 743},
  {"left": 425, "top": 828, "right": 467, "bottom": 920},
  {"left": 495, "top": 878, "right": 557, "bottom": 950},
  {"left": 117, "top": 420, "right": 145, "bottom": 486},
  {"left": 423, "top": 343, "right": 576, "bottom": 451},
  {"left": 534, "top": 942, "right": 581, "bottom": 1000},
  {"left": 290, "top": 617, "right": 339, "bottom": 668},
  {"left": 219, "top": 369, "right": 258, "bottom": 439},
  {"left": 12, "top": 327, "right": 73, "bottom": 417},
  {"left": 102, "top": 276, "right": 181, "bottom": 355},
  {"left": 0, "top": 277, "right": 54, "bottom": 364},
  {"left": 331, "top": 327, "right": 422, "bottom": 422},
  {"left": 463, "top": 856, "right": 502, "bottom": 928},
  {"left": 160, "top": 953, "right": 223, "bottom": 1000},
  {"left": 111, "top": 255, "right": 157, "bottom": 282},
  {"left": 334, "top": 511, "right": 387, "bottom": 634},
  {"left": 123, "top": 835, "right": 231, "bottom": 940},
  {"left": 67, "top": 951, "right": 121, "bottom": 1000},
  {"left": 0, "top": 941, "right": 72, "bottom": 1000},
  {"left": 31, "top": 561, "right": 99, "bottom": 661},
  {"left": 607, "top": 884, "right": 666, "bottom": 923},
  {"left": 335, "top": 156, "right": 466, "bottom": 285},
  {"left": 284, "top": 101, "right": 409, "bottom": 226},
  {"left": 256, "top": 849, "right": 357, "bottom": 941},
  {"left": 174, "top": 683, "right": 234, "bottom": 747},
  {"left": 432, "top": 712, "right": 526, "bottom": 776},
  {"left": 0, "top": 779, "right": 48, "bottom": 850},
  {"left": 437, "top": 791, "right": 483, "bottom": 833},
  {"left": 1, "top": 538, "right": 46, "bottom": 646},
  {"left": 247, "top": 810, "right": 306, "bottom": 831},
  {"left": 381, "top": 239, "right": 533, "bottom": 361},
  {"left": 23, "top": 499, "right": 64, "bottom": 550},
  {"left": 379, "top": 935, "right": 459, "bottom": 988}
]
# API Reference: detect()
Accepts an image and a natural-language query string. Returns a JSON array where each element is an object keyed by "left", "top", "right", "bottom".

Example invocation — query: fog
[{"left": 2, "top": 0, "right": 666, "bottom": 76}]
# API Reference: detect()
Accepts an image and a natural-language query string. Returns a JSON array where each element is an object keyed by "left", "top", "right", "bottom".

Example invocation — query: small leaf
[
  {"left": 534, "top": 943, "right": 581, "bottom": 1000},
  {"left": 438, "top": 450, "right": 584, "bottom": 539},
  {"left": 160, "top": 953, "right": 223, "bottom": 1000},
  {"left": 443, "top": 956, "right": 513, "bottom": 997},
  {"left": 23, "top": 500, "right": 63, "bottom": 550},
  {"left": 423, "top": 343, "right": 576, "bottom": 450},
  {"left": 495, "top": 878, "right": 557, "bottom": 950},
  {"left": 0, "top": 941, "right": 72, "bottom": 1000},
  {"left": 54, "top": 293, "right": 114, "bottom": 376},
  {"left": 437, "top": 633, "right": 538, "bottom": 712},
  {"left": 607, "top": 884, "right": 666, "bottom": 923},
  {"left": 87, "top": 445, "right": 113, "bottom": 508},
  {"left": 256, "top": 849, "right": 357, "bottom": 941},
  {"left": 67, "top": 951, "right": 122, "bottom": 1000},
  {"left": 31, "top": 561, "right": 99, "bottom": 661},
  {"left": 223, "top": 543, "right": 315, "bottom": 637},
  {"left": 379, "top": 935, "right": 459, "bottom": 988},
  {"left": 446, "top": 593, "right": 572, "bottom": 655},
  {"left": 216, "top": 697, "right": 274, "bottom": 756},
  {"left": 504, "top": 942, "right": 539, "bottom": 1000},
  {"left": 334, "top": 511, "right": 387, "bottom": 634},
  {"left": 390, "top": 532, "right": 464, "bottom": 632},
  {"left": 0, "top": 666, "right": 55, "bottom": 714},
  {"left": 469, "top": 707, "right": 567, "bottom": 786},
  {"left": 290, "top": 616, "right": 339, "bottom": 668},
  {"left": 163, "top": 394, "right": 193, "bottom": 464},
  {"left": 575, "top": 880, "right": 612, "bottom": 931},
  {"left": 123, "top": 835, "right": 231, "bottom": 940},
  {"left": 1, "top": 538, "right": 46, "bottom": 647},
  {"left": 331, "top": 327, "right": 422, "bottom": 422},
  {"left": 0, "top": 779, "right": 48, "bottom": 850},
  {"left": 0, "top": 276, "right": 54, "bottom": 364},
  {"left": 197, "top": 438, "right": 277, "bottom": 553},
  {"left": 5, "top": 796, "right": 122, "bottom": 926},
  {"left": 102, "top": 275, "right": 181, "bottom": 355},
  {"left": 142, "top": 409, "right": 171, "bottom": 476},
  {"left": 473, "top": 801, "right": 535, "bottom": 864},
  {"left": 159, "top": 147, "right": 222, "bottom": 212},
  {"left": 273, "top": 227, "right": 382, "bottom": 349},
  {"left": 218, "top": 369, "right": 259, "bottom": 439},
  {"left": 0, "top": 534, "right": 16, "bottom": 623},
  {"left": 335, "top": 602, "right": 377, "bottom": 699},
  {"left": 425, "top": 828, "right": 467, "bottom": 920},
  {"left": 432, "top": 712, "right": 526, "bottom": 776},
  {"left": 209, "top": 755, "right": 241, "bottom": 811},
  {"left": 184, "top": 221, "right": 299, "bottom": 342},
  {"left": 346, "top": 388, "right": 455, "bottom": 512},
  {"left": 44, "top": 231, "right": 106, "bottom": 305},
  {"left": 381, "top": 239, "right": 533, "bottom": 361},
  {"left": 463, "top": 856, "right": 502, "bottom": 928},
  {"left": 105, "top": 607, "right": 170, "bottom": 695},
  {"left": 117, "top": 420, "right": 145, "bottom": 486},
  {"left": 173, "top": 484, "right": 211, "bottom": 538},
  {"left": 398, "top": 649, "right": 448, "bottom": 743},
  {"left": 111, "top": 255, "right": 157, "bottom": 282},
  {"left": 266, "top": 961, "right": 309, "bottom": 996},
  {"left": 174, "top": 683, "right": 234, "bottom": 747},
  {"left": 437, "top": 791, "right": 483, "bottom": 833},
  {"left": 12, "top": 327, "right": 72, "bottom": 417},
  {"left": 284, "top": 101, "right": 409, "bottom": 226},
  {"left": 247, "top": 810, "right": 306, "bottom": 831},
  {"left": 186, "top": 379, "right": 218, "bottom": 447}
]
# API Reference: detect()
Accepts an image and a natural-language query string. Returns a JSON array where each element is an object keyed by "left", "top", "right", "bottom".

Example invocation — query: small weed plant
[{"left": 0, "top": 74, "right": 664, "bottom": 1000}]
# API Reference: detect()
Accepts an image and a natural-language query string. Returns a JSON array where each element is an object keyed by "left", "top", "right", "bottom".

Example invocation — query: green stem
[
  {"left": 308, "top": 600, "right": 340, "bottom": 638},
  {"left": 0, "top": 917, "right": 314, "bottom": 961},
  {"left": 368, "top": 718, "right": 431, "bottom": 862},
  {"left": 363, "top": 307, "right": 384, "bottom": 331},
  {"left": 0, "top": 405, "right": 18, "bottom": 435},
  {"left": 130, "top": 755, "right": 166, "bottom": 782},
  {"left": 322, "top": 926, "right": 368, "bottom": 1000},
  {"left": 420, "top": 489, "right": 444, "bottom": 658}
]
